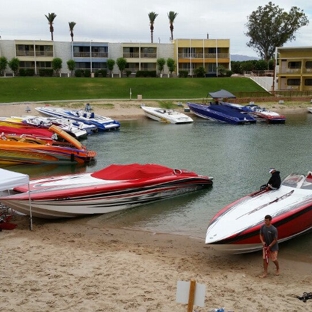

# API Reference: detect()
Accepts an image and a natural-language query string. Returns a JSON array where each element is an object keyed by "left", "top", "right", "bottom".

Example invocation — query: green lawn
[{"left": 0, "top": 77, "right": 267, "bottom": 103}]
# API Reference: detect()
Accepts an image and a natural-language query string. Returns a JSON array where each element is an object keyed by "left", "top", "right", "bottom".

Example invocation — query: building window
[
  {"left": 305, "top": 61, "right": 312, "bottom": 69},
  {"left": 305, "top": 79, "right": 312, "bottom": 86},
  {"left": 288, "top": 62, "right": 301, "bottom": 69},
  {"left": 287, "top": 79, "right": 300, "bottom": 86}
]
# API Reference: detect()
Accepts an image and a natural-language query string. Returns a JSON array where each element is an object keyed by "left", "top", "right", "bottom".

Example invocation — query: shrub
[
  {"left": 25, "top": 69, "right": 35, "bottom": 76},
  {"left": 39, "top": 69, "right": 54, "bottom": 77},
  {"left": 84, "top": 69, "right": 91, "bottom": 77},
  {"left": 75, "top": 69, "right": 83, "bottom": 77},
  {"left": 179, "top": 70, "right": 188, "bottom": 78},
  {"left": 125, "top": 70, "right": 132, "bottom": 77},
  {"left": 19, "top": 69, "right": 26, "bottom": 76},
  {"left": 135, "top": 70, "right": 156, "bottom": 77}
]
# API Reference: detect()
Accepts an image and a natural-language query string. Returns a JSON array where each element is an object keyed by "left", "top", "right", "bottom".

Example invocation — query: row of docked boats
[
  {"left": 0, "top": 105, "right": 121, "bottom": 166},
  {"left": 187, "top": 102, "right": 286, "bottom": 125},
  {"left": 140, "top": 102, "right": 285, "bottom": 126},
  {"left": 0, "top": 123, "right": 96, "bottom": 165}
]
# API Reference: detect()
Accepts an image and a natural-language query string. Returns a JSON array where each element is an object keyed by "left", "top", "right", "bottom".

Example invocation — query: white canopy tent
[{"left": 0, "top": 168, "right": 33, "bottom": 230}]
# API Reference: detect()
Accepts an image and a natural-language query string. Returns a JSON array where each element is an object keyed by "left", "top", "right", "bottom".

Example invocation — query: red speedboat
[
  {"left": 0, "top": 163, "right": 213, "bottom": 218},
  {"left": 205, "top": 172, "right": 312, "bottom": 253}
]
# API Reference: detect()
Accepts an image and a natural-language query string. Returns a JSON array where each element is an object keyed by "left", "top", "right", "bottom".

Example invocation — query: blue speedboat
[{"left": 187, "top": 102, "right": 257, "bottom": 125}]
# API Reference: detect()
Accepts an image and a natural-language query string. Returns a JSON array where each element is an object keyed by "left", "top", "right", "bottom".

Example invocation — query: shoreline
[
  {"left": 1, "top": 213, "right": 311, "bottom": 311},
  {"left": 1, "top": 100, "right": 311, "bottom": 120}
]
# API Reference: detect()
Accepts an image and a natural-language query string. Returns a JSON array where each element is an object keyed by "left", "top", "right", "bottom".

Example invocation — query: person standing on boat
[
  {"left": 261, "top": 168, "right": 281, "bottom": 191},
  {"left": 85, "top": 103, "right": 91, "bottom": 112},
  {"left": 259, "top": 215, "right": 279, "bottom": 278}
]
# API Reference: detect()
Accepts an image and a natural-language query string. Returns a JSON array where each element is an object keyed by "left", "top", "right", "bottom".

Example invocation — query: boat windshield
[{"left": 282, "top": 173, "right": 305, "bottom": 188}]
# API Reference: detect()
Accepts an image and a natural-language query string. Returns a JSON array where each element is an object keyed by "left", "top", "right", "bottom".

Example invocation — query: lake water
[{"left": 4, "top": 112, "right": 312, "bottom": 259}]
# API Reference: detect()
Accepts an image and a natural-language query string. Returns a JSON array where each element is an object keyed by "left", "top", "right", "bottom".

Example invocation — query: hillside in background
[{"left": 231, "top": 55, "right": 259, "bottom": 61}]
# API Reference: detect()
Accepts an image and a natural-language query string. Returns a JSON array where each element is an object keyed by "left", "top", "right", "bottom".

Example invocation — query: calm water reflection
[{"left": 4, "top": 112, "right": 312, "bottom": 258}]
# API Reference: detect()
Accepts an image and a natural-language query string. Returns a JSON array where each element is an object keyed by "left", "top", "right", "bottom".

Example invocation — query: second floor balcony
[
  {"left": 73, "top": 52, "right": 108, "bottom": 58},
  {"left": 178, "top": 52, "right": 229, "bottom": 59},
  {"left": 16, "top": 51, "right": 54, "bottom": 57},
  {"left": 123, "top": 52, "right": 157, "bottom": 58}
]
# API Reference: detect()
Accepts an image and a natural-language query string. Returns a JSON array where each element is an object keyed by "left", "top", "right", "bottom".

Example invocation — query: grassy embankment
[{"left": 0, "top": 77, "right": 266, "bottom": 104}]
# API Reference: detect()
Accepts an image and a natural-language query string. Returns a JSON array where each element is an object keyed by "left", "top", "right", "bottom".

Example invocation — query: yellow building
[
  {"left": 276, "top": 47, "right": 312, "bottom": 91},
  {"left": 174, "top": 38, "right": 230, "bottom": 77}
]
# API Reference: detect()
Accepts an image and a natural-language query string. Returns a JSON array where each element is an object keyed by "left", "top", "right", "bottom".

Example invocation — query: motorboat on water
[
  {"left": 20, "top": 115, "right": 88, "bottom": 139},
  {"left": 0, "top": 163, "right": 213, "bottom": 218},
  {"left": 36, "top": 106, "right": 120, "bottom": 132},
  {"left": 187, "top": 102, "right": 256, "bottom": 125},
  {"left": 222, "top": 103, "right": 286, "bottom": 124},
  {"left": 0, "top": 125, "right": 96, "bottom": 165},
  {"left": 240, "top": 104, "right": 286, "bottom": 124},
  {"left": 141, "top": 105, "right": 193, "bottom": 124},
  {"left": 205, "top": 172, "right": 312, "bottom": 254}
]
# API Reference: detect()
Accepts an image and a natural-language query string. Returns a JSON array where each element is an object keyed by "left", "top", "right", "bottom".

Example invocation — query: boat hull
[
  {"left": 205, "top": 173, "right": 312, "bottom": 253},
  {"left": 36, "top": 107, "right": 120, "bottom": 131},
  {"left": 141, "top": 106, "right": 193, "bottom": 124},
  {"left": 187, "top": 102, "right": 256, "bottom": 125},
  {"left": 1, "top": 164, "right": 213, "bottom": 218},
  {"left": 0, "top": 125, "right": 96, "bottom": 165}
]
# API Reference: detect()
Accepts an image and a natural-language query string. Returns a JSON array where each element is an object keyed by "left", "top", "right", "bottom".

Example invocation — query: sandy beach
[
  {"left": 1, "top": 101, "right": 312, "bottom": 311},
  {"left": 0, "top": 99, "right": 310, "bottom": 121}
]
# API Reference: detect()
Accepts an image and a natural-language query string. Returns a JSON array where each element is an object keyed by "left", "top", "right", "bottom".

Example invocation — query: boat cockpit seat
[{"left": 307, "top": 172, "right": 312, "bottom": 179}]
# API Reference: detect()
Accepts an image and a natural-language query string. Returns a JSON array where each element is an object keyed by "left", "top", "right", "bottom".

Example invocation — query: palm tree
[
  {"left": 45, "top": 13, "right": 57, "bottom": 41},
  {"left": 148, "top": 12, "right": 158, "bottom": 43},
  {"left": 168, "top": 11, "right": 178, "bottom": 41},
  {"left": 68, "top": 22, "right": 76, "bottom": 42}
]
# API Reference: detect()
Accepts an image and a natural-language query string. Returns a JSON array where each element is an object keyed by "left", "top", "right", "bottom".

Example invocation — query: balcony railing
[
  {"left": 140, "top": 53, "right": 157, "bottom": 58},
  {"left": 123, "top": 52, "right": 140, "bottom": 58},
  {"left": 16, "top": 51, "right": 35, "bottom": 57},
  {"left": 178, "top": 53, "right": 229, "bottom": 59},
  {"left": 73, "top": 52, "right": 108, "bottom": 58},
  {"left": 16, "top": 51, "right": 54, "bottom": 57},
  {"left": 35, "top": 51, "right": 54, "bottom": 57},
  {"left": 279, "top": 69, "right": 301, "bottom": 74}
]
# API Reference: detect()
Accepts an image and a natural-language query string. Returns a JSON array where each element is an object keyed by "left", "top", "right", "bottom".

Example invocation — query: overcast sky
[{"left": 1, "top": 0, "right": 311, "bottom": 57}]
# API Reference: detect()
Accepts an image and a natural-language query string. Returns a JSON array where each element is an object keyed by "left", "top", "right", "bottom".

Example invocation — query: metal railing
[
  {"left": 73, "top": 52, "right": 108, "bottom": 58},
  {"left": 178, "top": 53, "right": 229, "bottom": 59}
]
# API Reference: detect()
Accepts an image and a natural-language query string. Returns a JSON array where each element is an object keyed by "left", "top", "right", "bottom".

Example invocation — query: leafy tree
[
  {"left": 68, "top": 22, "right": 76, "bottom": 42},
  {"left": 8, "top": 57, "right": 20, "bottom": 76},
  {"left": 107, "top": 59, "right": 115, "bottom": 77},
  {"left": 45, "top": 13, "right": 57, "bottom": 41},
  {"left": 116, "top": 57, "right": 127, "bottom": 77},
  {"left": 67, "top": 59, "right": 75, "bottom": 76},
  {"left": 166, "top": 58, "right": 176, "bottom": 76},
  {"left": 156, "top": 58, "right": 166, "bottom": 76},
  {"left": 168, "top": 11, "right": 178, "bottom": 41},
  {"left": 245, "top": 2, "right": 309, "bottom": 61},
  {"left": 231, "top": 61, "right": 243, "bottom": 74},
  {"left": 148, "top": 12, "right": 158, "bottom": 43},
  {"left": 52, "top": 57, "right": 62, "bottom": 76},
  {"left": 0, "top": 56, "right": 8, "bottom": 76},
  {"left": 254, "top": 60, "right": 268, "bottom": 70}
]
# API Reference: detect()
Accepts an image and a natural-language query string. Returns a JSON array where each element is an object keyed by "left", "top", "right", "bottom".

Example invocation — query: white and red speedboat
[
  {"left": 205, "top": 172, "right": 312, "bottom": 253},
  {"left": 0, "top": 163, "right": 213, "bottom": 219}
]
